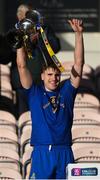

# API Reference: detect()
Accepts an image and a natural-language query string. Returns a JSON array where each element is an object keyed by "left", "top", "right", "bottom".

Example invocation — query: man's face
[
  {"left": 41, "top": 67, "right": 61, "bottom": 91},
  {"left": 17, "top": 6, "right": 29, "bottom": 21}
]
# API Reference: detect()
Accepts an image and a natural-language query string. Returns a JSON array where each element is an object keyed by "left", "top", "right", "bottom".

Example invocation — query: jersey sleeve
[
  {"left": 22, "top": 82, "right": 36, "bottom": 99},
  {"left": 61, "top": 79, "right": 78, "bottom": 103}
]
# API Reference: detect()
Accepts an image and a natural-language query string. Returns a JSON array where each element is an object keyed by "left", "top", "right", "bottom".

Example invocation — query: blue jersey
[{"left": 24, "top": 79, "right": 78, "bottom": 146}]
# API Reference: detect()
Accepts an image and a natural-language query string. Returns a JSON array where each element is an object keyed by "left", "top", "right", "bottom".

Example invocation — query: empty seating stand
[
  {"left": 18, "top": 111, "right": 32, "bottom": 178},
  {"left": 72, "top": 125, "right": 100, "bottom": 162}
]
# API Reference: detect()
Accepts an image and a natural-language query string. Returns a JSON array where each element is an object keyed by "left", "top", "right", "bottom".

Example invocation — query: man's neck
[{"left": 45, "top": 87, "right": 53, "bottom": 92}]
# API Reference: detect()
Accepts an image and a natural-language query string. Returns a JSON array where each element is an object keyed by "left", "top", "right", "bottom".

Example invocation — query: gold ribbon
[
  {"left": 40, "top": 27, "right": 65, "bottom": 72},
  {"left": 23, "top": 35, "right": 33, "bottom": 59}
]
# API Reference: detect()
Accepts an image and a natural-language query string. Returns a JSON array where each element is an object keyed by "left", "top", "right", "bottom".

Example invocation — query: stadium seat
[
  {"left": 72, "top": 125, "right": 100, "bottom": 143},
  {"left": 73, "top": 146, "right": 100, "bottom": 162},
  {"left": 0, "top": 167, "right": 22, "bottom": 179},
  {"left": 73, "top": 110, "right": 100, "bottom": 125},
  {"left": 0, "top": 147, "right": 21, "bottom": 172},
  {"left": 74, "top": 93, "right": 100, "bottom": 108},
  {"left": 22, "top": 148, "right": 33, "bottom": 178},
  {"left": 18, "top": 111, "right": 31, "bottom": 135},
  {"left": 20, "top": 126, "right": 32, "bottom": 155}
]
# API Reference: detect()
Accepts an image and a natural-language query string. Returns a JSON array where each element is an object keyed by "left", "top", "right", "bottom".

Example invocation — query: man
[
  {"left": 1, "top": 4, "right": 60, "bottom": 116},
  {"left": 16, "top": 4, "right": 32, "bottom": 21},
  {"left": 0, "top": 4, "right": 31, "bottom": 65},
  {"left": 17, "top": 19, "right": 84, "bottom": 179},
  {"left": 0, "top": 4, "right": 60, "bottom": 68},
  {"left": 5, "top": 5, "right": 60, "bottom": 82}
]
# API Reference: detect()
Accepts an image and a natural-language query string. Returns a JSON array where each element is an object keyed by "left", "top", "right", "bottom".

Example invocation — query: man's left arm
[{"left": 68, "top": 19, "right": 84, "bottom": 88}]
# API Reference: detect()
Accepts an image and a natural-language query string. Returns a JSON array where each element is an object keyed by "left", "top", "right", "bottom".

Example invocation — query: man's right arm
[{"left": 16, "top": 47, "right": 33, "bottom": 89}]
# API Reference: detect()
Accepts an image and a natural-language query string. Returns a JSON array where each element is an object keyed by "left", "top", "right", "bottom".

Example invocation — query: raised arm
[
  {"left": 68, "top": 19, "right": 84, "bottom": 88},
  {"left": 16, "top": 47, "right": 33, "bottom": 89}
]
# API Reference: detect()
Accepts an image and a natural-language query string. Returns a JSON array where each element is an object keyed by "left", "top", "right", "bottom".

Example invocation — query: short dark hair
[{"left": 41, "top": 63, "right": 61, "bottom": 74}]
